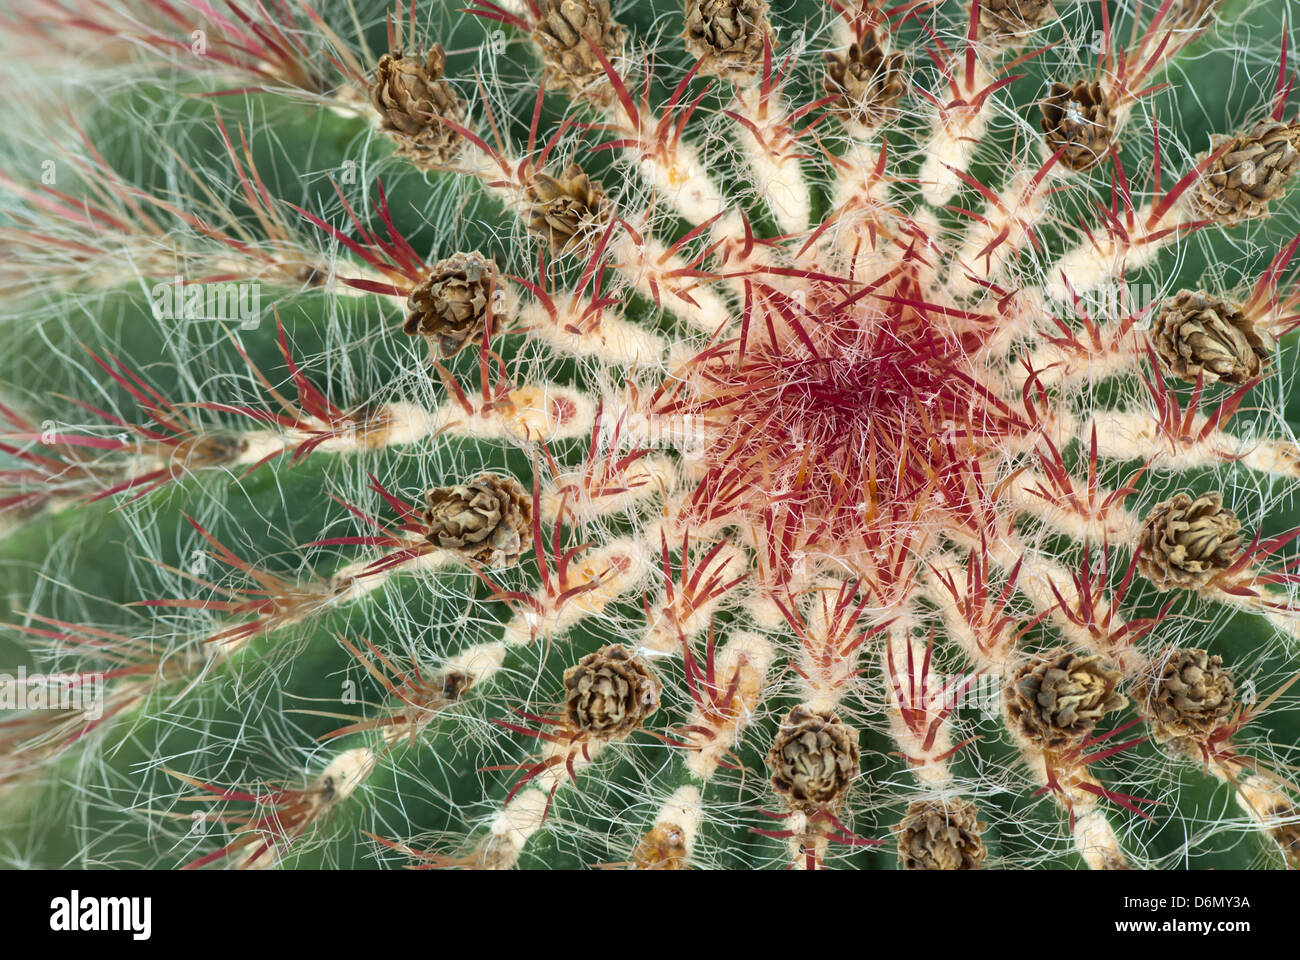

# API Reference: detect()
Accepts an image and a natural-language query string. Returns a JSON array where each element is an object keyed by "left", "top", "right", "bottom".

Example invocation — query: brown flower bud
[
  {"left": 978, "top": 0, "right": 1057, "bottom": 44},
  {"left": 1193, "top": 120, "right": 1300, "bottom": 225},
  {"left": 524, "top": 163, "right": 614, "bottom": 254},
  {"left": 1135, "top": 648, "right": 1236, "bottom": 745},
  {"left": 824, "top": 32, "right": 906, "bottom": 128},
  {"left": 766, "top": 706, "right": 860, "bottom": 810},
  {"left": 370, "top": 46, "right": 467, "bottom": 170},
  {"left": 1040, "top": 80, "right": 1115, "bottom": 172},
  {"left": 1006, "top": 650, "right": 1127, "bottom": 749},
  {"left": 296, "top": 264, "right": 327, "bottom": 287},
  {"left": 404, "top": 252, "right": 504, "bottom": 357},
  {"left": 1152, "top": 290, "right": 1269, "bottom": 385},
  {"left": 631, "top": 823, "right": 688, "bottom": 870},
  {"left": 440, "top": 670, "right": 472, "bottom": 703},
  {"left": 563, "top": 644, "right": 662, "bottom": 739},
  {"left": 894, "top": 798, "right": 988, "bottom": 870},
  {"left": 1137, "top": 492, "right": 1242, "bottom": 591},
  {"left": 172, "top": 432, "right": 249, "bottom": 472},
  {"left": 682, "top": 0, "right": 773, "bottom": 81},
  {"left": 422, "top": 472, "right": 531, "bottom": 566},
  {"left": 532, "top": 0, "right": 626, "bottom": 103}
]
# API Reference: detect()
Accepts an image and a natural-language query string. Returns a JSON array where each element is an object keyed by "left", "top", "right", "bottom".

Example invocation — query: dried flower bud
[
  {"left": 441, "top": 670, "right": 472, "bottom": 702},
  {"left": 824, "top": 32, "right": 906, "bottom": 128},
  {"left": 1137, "top": 492, "right": 1242, "bottom": 591},
  {"left": 532, "top": 0, "right": 626, "bottom": 103},
  {"left": 1135, "top": 648, "right": 1236, "bottom": 745},
  {"left": 631, "top": 823, "right": 688, "bottom": 870},
  {"left": 296, "top": 264, "right": 327, "bottom": 287},
  {"left": 172, "top": 432, "right": 249, "bottom": 471},
  {"left": 1152, "top": 290, "right": 1269, "bottom": 385},
  {"left": 1040, "top": 80, "right": 1115, "bottom": 172},
  {"left": 404, "top": 252, "right": 504, "bottom": 357},
  {"left": 682, "top": 0, "right": 773, "bottom": 81},
  {"left": 895, "top": 798, "right": 988, "bottom": 870},
  {"left": 563, "top": 644, "right": 662, "bottom": 739},
  {"left": 766, "top": 706, "right": 859, "bottom": 810},
  {"left": 1006, "top": 650, "right": 1127, "bottom": 749},
  {"left": 1193, "top": 120, "right": 1300, "bottom": 225},
  {"left": 370, "top": 46, "right": 467, "bottom": 170},
  {"left": 524, "top": 163, "right": 615, "bottom": 254},
  {"left": 422, "top": 472, "right": 531, "bottom": 566},
  {"left": 978, "top": 0, "right": 1057, "bottom": 44}
]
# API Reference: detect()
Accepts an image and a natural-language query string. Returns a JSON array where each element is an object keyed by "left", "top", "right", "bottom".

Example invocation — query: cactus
[{"left": 3, "top": 0, "right": 1300, "bottom": 871}]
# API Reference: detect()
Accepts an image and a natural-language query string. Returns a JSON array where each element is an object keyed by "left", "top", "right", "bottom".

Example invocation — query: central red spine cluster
[{"left": 655, "top": 260, "right": 1028, "bottom": 580}]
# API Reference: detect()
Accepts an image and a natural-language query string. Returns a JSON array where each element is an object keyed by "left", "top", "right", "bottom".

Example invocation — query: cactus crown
[{"left": 3, "top": 0, "right": 1300, "bottom": 872}]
